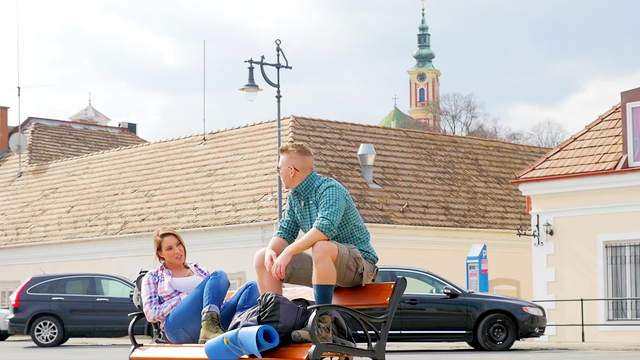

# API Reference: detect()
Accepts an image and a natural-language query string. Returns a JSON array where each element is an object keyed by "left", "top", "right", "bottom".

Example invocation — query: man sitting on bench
[{"left": 254, "top": 142, "right": 379, "bottom": 342}]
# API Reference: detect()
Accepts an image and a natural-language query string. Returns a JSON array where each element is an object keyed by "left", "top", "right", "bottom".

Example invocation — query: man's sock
[{"left": 313, "top": 284, "right": 335, "bottom": 305}]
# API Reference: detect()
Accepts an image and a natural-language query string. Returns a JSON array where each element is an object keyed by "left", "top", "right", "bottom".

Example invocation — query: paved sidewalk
[
  {"left": 386, "top": 340, "right": 640, "bottom": 352},
  {"left": 8, "top": 335, "right": 640, "bottom": 351},
  {"left": 3, "top": 336, "right": 639, "bottom": 360}
]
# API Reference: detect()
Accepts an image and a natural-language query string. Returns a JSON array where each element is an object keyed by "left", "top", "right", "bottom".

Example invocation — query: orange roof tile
[{"left": 516, "top": 104, "right": 627, "bottom": 182}]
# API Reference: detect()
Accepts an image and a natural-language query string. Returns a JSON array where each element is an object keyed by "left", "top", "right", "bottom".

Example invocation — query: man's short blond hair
[{"left": 279, "top": 142, "right": 314, "bottom": 158}]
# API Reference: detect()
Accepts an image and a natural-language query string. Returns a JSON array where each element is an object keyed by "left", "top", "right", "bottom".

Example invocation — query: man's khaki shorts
[{"left": 284, "top": 241, "right": 378, "bottom": 287}]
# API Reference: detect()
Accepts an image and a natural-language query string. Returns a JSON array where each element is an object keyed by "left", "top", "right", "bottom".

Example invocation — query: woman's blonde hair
[{"left": 153, "top": 228, "right": 187, "bottom": 263}]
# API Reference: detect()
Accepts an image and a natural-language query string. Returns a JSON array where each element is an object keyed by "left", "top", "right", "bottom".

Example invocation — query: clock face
[{"left": 417, "top": 72, "right": 427, "bottom": 82}]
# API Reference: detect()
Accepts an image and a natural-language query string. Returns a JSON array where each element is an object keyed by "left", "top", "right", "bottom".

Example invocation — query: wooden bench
[{"left": 128, "top": 277, "right": 406, "bottom": 360}]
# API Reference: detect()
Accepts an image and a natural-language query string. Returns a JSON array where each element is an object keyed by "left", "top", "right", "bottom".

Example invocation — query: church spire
[
  {"left": 406, "top": 1, "right": 441, "bottom": 131},
  {"left": 413, "top": 1, "right": 435, "bottom": 69}
]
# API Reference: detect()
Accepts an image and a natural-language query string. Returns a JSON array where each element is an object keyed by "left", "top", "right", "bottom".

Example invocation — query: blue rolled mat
[{"left": 204, "top": 325, "right": 279, "bottom": 360}]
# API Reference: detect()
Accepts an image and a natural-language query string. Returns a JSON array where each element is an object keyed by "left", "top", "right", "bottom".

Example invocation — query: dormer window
[{"left": 627, "top": 101, "right": 640, "bottom": 167}]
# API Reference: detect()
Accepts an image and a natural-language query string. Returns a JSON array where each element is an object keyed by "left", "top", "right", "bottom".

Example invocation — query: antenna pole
[
  {"left": 16, "top": 0, "right": 22, "bottom": 176},
  {"left": 202, "top": 40, "right": 206, "bottom": 142}
]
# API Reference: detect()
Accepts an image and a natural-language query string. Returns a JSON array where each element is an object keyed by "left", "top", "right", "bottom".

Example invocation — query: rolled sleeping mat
[{"left": 204, "top": 325, "right": 279, "bottom": 360}]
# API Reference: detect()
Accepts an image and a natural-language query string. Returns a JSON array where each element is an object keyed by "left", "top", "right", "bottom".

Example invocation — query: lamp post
[{"left": 240, "top": 39, "right": 292, "bottom": 221}]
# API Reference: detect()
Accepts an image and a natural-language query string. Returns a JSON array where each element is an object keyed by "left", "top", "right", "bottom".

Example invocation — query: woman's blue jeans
[{"left": 163, "top": 272, "right": 259, "bottom": 344}]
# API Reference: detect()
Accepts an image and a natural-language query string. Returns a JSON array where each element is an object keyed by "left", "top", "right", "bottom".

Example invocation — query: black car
[
  {"left": 8, "top": 273, "right": 145, "bottom": 347},
  {"left": 368, "top": 266, "right": 546, "bottom": 351}
]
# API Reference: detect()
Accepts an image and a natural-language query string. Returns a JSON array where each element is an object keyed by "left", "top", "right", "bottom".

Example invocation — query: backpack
[
  {"left": 228, "top": 292, "right": 353, "bottom": 345},
  {"left": 228, "top": 292, "right": 313, "bottom": 340},
  {"left": 130, "top": 269, "right": 148, "bottom": 311},
  {"left": 130, "top": 269, "right": 166, "bottom": 343}
]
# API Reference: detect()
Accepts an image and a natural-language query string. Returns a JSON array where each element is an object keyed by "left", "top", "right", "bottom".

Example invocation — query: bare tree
[
  {"left": 423, "top": 93, "right": 567, "bottom": 148},
  {"left": 502, "top": 129, "right": 529, "bottom": 145},
  {"left": 466, "top": 116, "right": 567, "bottom": 148},
  {"left": 427, "top": 93, "right": 482, "bottom": 135},
  {"left": 525, "top": 119, "right": 568, "bottom": 148}
]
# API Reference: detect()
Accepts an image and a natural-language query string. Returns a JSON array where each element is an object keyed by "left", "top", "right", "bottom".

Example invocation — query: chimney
[
  {"left": 0, "top": 106, "right": 9, "bottom": 153},
  {"left": 118, "top": 121, "right": 137, "bottom": 135},
  {"left": 621, "top": 87, "right": 640, "bottom": 167},
  {"left": 357, "top": 143, "right": 382, "bottom": 189}
]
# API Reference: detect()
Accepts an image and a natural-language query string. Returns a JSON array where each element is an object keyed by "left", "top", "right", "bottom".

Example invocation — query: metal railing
[{"left": 533, "top": 297, "right": 640, "bottom": 342}]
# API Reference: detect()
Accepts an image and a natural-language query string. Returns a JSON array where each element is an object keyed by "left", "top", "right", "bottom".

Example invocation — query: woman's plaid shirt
[{"left": 141, "top": 262, "right": 209, "bottom": 325}]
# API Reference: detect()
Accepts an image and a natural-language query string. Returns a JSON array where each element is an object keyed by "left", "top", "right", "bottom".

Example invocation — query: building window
[
  {"left": 0, "top": 290, "right": 13, "bottom": 308},
  {"left": 626, "top": 101, "right": 640, "bottom": 166},
  {"left": 605, "top": 242, "right": 640, "bottom": 321},
  {"left": 418, "top": 88, "right": 426, "bottom": 103}
]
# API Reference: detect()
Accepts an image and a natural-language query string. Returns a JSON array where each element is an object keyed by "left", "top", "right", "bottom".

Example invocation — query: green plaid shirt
[{"left": 275, "top": 171, "right": 378, "bottom": 264}]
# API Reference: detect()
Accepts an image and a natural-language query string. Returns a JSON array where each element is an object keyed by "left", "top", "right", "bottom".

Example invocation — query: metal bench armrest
[
  {"left": 128, "top": 312, "right": 146, "bottom": 348},
  {"left": 307, "top": 277, "right": 407, "bottom": 360}
]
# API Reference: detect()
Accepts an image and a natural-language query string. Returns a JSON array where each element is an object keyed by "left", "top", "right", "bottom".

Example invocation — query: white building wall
[
  {"left": 519, "top": 171, "right": 640, "bottom": 343},
  {"left": 0, "top": 222, "right": 532, "bottom": 304},
  {"left": 0, "top": 222, "right": 277, "bottom": 295}
]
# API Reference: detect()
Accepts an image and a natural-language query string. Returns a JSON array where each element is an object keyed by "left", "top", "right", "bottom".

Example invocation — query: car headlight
[{"left": 522, "top": 306, "right": 544, "bottom": 317}]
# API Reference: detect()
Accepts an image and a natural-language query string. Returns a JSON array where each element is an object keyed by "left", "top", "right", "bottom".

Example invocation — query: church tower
[{"left": 407, "top": 3, "right": 441, "bottom": 130}]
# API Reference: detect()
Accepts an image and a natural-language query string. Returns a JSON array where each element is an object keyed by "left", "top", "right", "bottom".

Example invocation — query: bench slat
[
  {"left": 130, "top": 344, "right": 207, "bottom": 360},
  {"left": 333, "top": 283, "right": 393, "bottom": 308},
  {"left": 130, "top": 343, "right": 314, "bottom": 360},
  {"left": 260, "top": 343, "right": 313, "bottom": 360},
  {"left": 281, "top": 282, "right": 394, "bottom": 308}
]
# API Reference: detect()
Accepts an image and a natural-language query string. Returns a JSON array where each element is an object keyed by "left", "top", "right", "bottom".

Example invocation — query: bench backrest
[{"left": 280, "top": 282, "right": 395, "bottom": 309}]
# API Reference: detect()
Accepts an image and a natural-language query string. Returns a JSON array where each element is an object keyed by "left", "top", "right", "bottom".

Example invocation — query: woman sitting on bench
[{"left": 141, "top": 228, "right": 259, "bottom": 344}]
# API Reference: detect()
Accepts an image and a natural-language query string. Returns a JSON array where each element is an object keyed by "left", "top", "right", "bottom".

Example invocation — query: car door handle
[
  {"left": 96, "top": 298, "right": 109, "bottom": 302},
  {"left": 403, "top": 299, "right": 419, "bottom": 305},
  {"left": 51, "top": 297, "right": 65, "bottom": 301}
]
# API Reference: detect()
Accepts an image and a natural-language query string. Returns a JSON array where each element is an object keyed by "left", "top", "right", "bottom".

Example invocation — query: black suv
[{"left": 8, "top": 273, "right": 144, "bottom": 347}]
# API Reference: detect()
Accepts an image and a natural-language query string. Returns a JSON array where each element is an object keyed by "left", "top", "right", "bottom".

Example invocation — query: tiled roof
[
  {"left": 515, "top": 104, "right": 624, "bottom": 181},
  {"left": 19, "top": 118, "right": 145, "bottom": 164},
  {"left": 0, "top": 117, "right": 546, "bottom": 248},
  {"left": 293, "top": 117, "right": 546, "bottom": 229}
]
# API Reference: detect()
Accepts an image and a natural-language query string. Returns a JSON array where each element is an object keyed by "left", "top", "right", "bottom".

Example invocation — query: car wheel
[
  {"left": 59, "top": 336, "right": 70, "bottom": 345},
  {"left": 0, "top": 332, "right": 9, "bottom": 341},
  {"left": 476, "top": 313, "right": 516, "bottom": 351},
  {"left": 30, "top": 316, "right": 65, "bottom": 347}
]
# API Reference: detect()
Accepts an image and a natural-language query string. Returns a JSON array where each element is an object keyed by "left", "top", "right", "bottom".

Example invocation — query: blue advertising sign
[{"left": 466, "top": 244, "right": 488, "bottom": 293}]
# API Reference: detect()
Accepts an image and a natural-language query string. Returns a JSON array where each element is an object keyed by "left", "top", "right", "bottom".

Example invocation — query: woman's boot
[{"left": 198, "top": 311, "right": 224, "bottom": 344}]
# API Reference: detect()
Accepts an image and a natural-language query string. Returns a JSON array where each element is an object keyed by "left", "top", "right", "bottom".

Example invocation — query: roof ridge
[
  {"left": 514, "top": 102, "right": 621, "bottom": 180},
  {"left": 31, "top": 120, "right": 133, "bottom": 132},
  {"left": 42, "top": 118, "right": 283, "bottom": 165},
  {"left": 289, "top": 115, "right": 547, "bottom": 150},
  {"left": 15, "top": 117, "right": 134, "bottom": 134}
]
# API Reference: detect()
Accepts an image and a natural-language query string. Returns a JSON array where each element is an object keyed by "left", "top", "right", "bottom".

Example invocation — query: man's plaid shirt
[
  {"left": 275, "top": 171, "right": 378, "bottom": 264},
  {"left": 141, "top": 262, "right": 209, "bottom": 326}
]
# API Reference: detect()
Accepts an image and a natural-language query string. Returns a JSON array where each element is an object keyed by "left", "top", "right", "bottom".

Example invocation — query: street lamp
[
  {"left": 239, "top": 62, "right": 262, "bottom": 102},
  {"left": 239, "top": 39, "right": 292, "bottom": 220}
]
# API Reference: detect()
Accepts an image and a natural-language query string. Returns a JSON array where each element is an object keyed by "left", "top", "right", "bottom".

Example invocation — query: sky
[{"left": 1, "top": 0, "right": 639, "bottom": 142}]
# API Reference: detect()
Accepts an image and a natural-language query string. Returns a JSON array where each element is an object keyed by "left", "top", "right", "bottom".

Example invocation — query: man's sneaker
[{"left": 291, "top": 314, "right": 333, "bottom": 343}]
